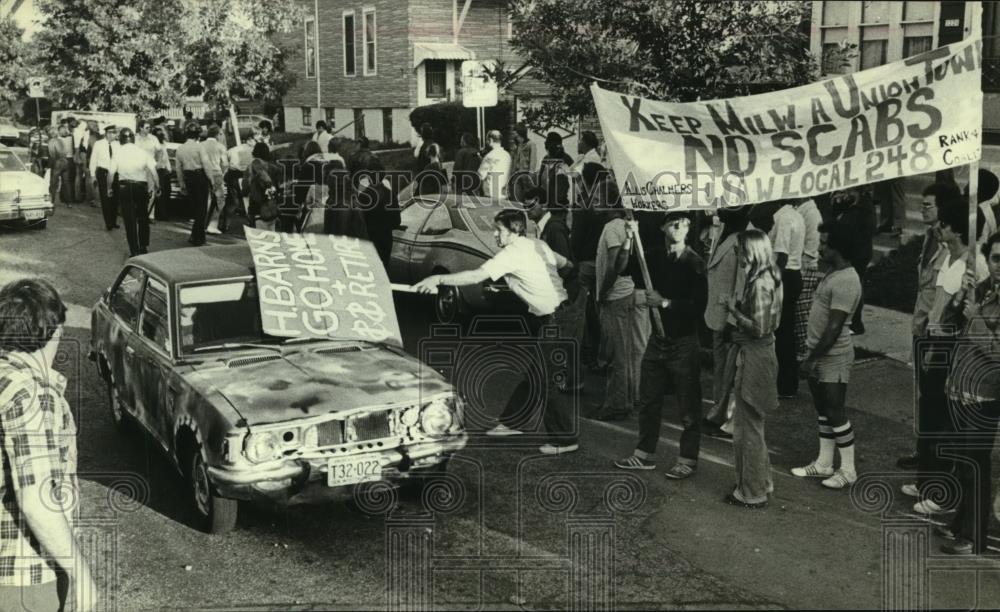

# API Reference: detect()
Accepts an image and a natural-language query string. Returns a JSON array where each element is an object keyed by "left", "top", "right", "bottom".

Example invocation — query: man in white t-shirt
[
  {"left": 478, "top": 130, "right": 511, "bottom": 200},
  {"left": 414, "top": 208, "right": 578, "bottom": 455},
  {"left": 769, "top": 200, "right": 806, "bottom": 399}
]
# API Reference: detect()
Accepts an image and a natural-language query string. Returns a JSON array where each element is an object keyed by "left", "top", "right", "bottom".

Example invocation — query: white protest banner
[
  {"left": 592, "top": 37, "right": 983, "bottom": 211},
  {"left": 245, "top": 229, "right": 403, "bottom": 347},
  {"left": 51, "top": 110, "right": 137, "bottom": 132}
]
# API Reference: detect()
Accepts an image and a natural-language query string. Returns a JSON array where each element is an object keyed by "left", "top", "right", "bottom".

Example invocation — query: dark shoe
[
  {"left": 940, "top": 539, "right": 975, "bottom": 555},
  {"left": 778, "top": 393, "right": 797, "bottom": 400},
  {"left": 896, "top": 454, "right": 920, "bottom": 470},
  {"left": 595, "top": 412, "right": 628, "bottom": 422},
  {"left": 111, "top": 223, "right": 120, "bottom": 229},
  {"left": 850, "top": 321, "right": 866, "bottom": 335},
  {"left": 702, "top": 423, "right": 733, "bottom": 440},
  {"left": 138, "top": 248, "right": 148, "bottom": 255},
  {"left": 725, "top": 492, "right": 767, "bottom": 509},
  {"left": 188, "top": 238, "right": 206, "bottom": 247},
  {"left": 933, "top": 524, "right": 956, "bottom": 539},
  {"left": 106, "top": 225, "right": 114, "bottom": 231}
]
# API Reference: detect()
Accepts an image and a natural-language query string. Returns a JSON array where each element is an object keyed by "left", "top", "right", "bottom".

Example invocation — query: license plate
[
  {"left": 327, "top": 456, "right": 382, "bottom": 487},
  {"left": 22, "top": 210, "right": 45, "bottom": 220}
]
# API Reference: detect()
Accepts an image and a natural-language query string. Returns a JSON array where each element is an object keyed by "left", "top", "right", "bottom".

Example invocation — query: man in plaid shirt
[{"left": 0, "top": 279, "right": 96, "bottom": 611}]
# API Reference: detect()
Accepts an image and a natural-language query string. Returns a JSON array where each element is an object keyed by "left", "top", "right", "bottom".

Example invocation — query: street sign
[
  {"left": 28, "top": 78, "right": 44, "bottom": 99},
  {"left": 460, "top": 60, "right": 498, "bottom": 108}
]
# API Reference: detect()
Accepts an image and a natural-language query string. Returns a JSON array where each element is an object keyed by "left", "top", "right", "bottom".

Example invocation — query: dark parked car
[
  {"left": 389, "top": 194, "right": 531, "bottom": 323},
  {"left": 89, "top": 245, "right": 467, "bottom": 533}
]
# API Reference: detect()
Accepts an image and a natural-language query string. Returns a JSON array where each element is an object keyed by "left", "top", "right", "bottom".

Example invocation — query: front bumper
[
  {"left": 0, "top": 204, "right": 53, "bottom": 222},
  {"left": 208, "top": 434, "right": 468, "bottom": 502}
]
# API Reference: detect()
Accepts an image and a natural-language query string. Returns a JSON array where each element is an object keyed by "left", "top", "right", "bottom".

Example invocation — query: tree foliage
[
  {"left": 503, "top": 0, "right": 823, "bottom": 129},
  {"left": 0, "top": 17, "right": 32, "bottom": 115},
  {"left": 31, "top": 0, "right": 303, "bottom": 116},
  {"left": 179, "top": 0, "right": 305, "bottom": 107},
  {"left": 33, "top": 0, "right": 186, "bottom": 113}
]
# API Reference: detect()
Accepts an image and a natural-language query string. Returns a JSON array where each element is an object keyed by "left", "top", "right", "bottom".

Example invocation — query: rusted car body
[{"left": 89, "top": 245, "right": 466, "bottom": 533}]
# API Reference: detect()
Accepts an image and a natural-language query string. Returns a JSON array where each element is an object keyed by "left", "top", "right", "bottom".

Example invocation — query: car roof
[{"left": 129, "top": 245, "right": 254, "bottom": 285}]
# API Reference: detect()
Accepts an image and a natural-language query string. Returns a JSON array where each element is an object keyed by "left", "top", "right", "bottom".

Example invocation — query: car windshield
[
  {"left": 176, "top": 279, "right": 359, "bottom": 355},
  {"left": 0, "top": 150, "right": 26, "bottom": 172}
]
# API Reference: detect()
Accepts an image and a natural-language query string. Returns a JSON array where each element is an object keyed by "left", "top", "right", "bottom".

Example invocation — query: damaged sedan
[{"left": 89, "top": 245, "right": 466, "bottom": 533}]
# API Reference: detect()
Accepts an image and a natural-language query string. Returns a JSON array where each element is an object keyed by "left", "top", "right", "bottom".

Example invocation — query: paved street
[{"left": 3, "top": 205, "right": 1000, "bottom": 610}]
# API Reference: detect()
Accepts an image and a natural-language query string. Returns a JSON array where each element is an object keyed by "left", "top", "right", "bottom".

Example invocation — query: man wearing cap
[
  {"left": 108, "top": 127, "right": 159, "bottom": 257},
  {"left": 614, "top": 211, "right": 707, "bottom": 479},
  {"left": 89, "top": 125, "right": 121, "bottom": 230}
]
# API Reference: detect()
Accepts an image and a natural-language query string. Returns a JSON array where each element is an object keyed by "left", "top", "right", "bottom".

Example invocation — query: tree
[
  {"left": 502, "top": 0, "right": 824, "bottom": 130},
  {"left": 33, "top": 0, "right": 186, "bottom": 113},
  {"left": 179, "top": 0, "right": 304, "bottom": 112},
  {"left": 0, "top": 17, "right": 33, "bottom": 116}
]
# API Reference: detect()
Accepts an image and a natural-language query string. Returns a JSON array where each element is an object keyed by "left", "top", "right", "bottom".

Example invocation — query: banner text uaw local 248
[{"left": 592, "top": 37, "right": 983, "bottom": 211}]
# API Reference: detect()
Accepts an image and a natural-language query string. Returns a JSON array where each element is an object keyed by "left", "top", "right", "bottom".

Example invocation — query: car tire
[
  {"left": 187, "top": 444, "right": 239, "bottom": 534},
  {"left": 434, "top": 285, "right": 466, "bottom": 325},
  {"left": 102, "top": 361, "right": 129, "bottom": 432}
]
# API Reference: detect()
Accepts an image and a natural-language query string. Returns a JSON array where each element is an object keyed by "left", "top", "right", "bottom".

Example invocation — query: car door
[
  {"left": 106, "top": 266, "right": 147, "bottom": 419},
  {"left": 407, "top": 202, "right": 457, "bottom": 282},
  {"left": 133, "top": 275, "right": 173, "bottom": 450},
  {"left": 390, "top": 198, "right": 436, "bottom": 283}
]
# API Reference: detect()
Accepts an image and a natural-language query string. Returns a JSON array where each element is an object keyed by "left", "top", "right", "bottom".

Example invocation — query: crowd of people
[{"left": 411, "top": 125, "right": 1000, "bottom": 557}]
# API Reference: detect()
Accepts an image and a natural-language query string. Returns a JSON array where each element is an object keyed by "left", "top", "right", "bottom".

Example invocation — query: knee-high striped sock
[
  {"left": 833, "top": 421, "right": 855, "bottom": 474},
  {"left": 818, "top": 417, "right": 835, "bottom": 468}
]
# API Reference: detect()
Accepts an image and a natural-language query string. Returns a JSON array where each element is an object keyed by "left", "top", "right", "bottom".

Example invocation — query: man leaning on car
[{"left": 0, "top": 279, "right": 97, "bottom": 612}]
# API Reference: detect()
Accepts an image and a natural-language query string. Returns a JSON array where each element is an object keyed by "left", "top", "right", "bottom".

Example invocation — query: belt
[{"left": 119, "top": 179, "right": 147, "bottom": 185}]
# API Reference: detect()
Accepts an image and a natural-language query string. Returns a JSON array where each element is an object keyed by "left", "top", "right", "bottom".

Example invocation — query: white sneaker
[
  {"left": 901, "top": 483, "right": 920, "bottom": 498},
  {"left": 485, "top": 424, "right": 523, "bottom": 437},
  {"left": 206, "top": 225, "right": 222, "bottom": 235},
  {"left": 914, "top": 499, "right": 945, "bottom": 515},
  {"left": 540, "top": 443, "right": 579, "bottom": 455},
  {"left": 821, "top": 469, "right": 857, "bottom": 490},
  {"left": 790, "top": 461, "right": 835, "bottom": 478}
]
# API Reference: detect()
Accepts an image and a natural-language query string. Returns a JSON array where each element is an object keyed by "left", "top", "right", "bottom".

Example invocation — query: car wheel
[
  {"left": 187, "top": 444, "right": 238, "bottom": 534},
  {"left": 102, "top": 362, "right": 128, "bottom": 432},
  {"left": 434, "top": 285, "right": 465, "bottom": 324}
]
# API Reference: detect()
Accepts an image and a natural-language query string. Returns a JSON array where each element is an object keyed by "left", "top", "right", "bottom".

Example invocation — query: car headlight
[
  {"left": 420, "top": 399, "right": 453, "bottom": 437},
  {"left": 400, "top": 406, "right": 421, "bottom": 427},
  {"left": 244, "top": 431, "right": 282, "bottom": 463}
]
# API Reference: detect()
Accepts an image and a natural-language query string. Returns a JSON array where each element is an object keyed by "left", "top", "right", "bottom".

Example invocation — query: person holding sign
[
  {"left": 612, "top": 212, "right": 707, "bottom": 481},
  {"left": 792, "top": 222, "right": 862, "bottom": 490},
  {"left": 412, "top": 209, "right": 579, "bottom": 455}
]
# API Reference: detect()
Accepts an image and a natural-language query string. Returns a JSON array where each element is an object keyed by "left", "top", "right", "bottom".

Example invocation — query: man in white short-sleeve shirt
[
  {"left": 414, "top": 208, "right": 578, "bottom": 455},
  {"left": 770, "top": 201, "right": 806, "bottom": 398}
]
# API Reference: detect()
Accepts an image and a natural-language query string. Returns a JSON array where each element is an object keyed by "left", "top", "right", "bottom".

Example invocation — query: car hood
[
  {"left": 0, "top": 171, "right": 46, "bottom": 196},
  {"left": 184, "top": 345, "right": 452, "bottom": 426}
]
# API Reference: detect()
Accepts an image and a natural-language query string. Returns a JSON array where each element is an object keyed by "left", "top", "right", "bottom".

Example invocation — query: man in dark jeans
[
  {"left": 613, "top": 212, "right": 707, "bottom": 479},
  {"left": 770, "top": 200, "right": 805, "bottom": 398}
]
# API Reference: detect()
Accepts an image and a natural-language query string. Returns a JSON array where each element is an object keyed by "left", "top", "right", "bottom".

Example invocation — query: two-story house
[
  {"left": 810, "top": 0, "right": 1000, "bottom": 135},
  {"left": 281, "top": 0, "right": 517, "bottom": 145}
]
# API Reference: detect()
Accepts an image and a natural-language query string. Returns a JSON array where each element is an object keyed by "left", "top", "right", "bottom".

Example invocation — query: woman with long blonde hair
[{"left": 720, "top": 228, "right": 784, "bottom": 508}]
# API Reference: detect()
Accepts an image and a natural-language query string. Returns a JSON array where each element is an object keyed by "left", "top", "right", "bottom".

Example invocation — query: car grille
[
  {"left": 317, "top": 420, "right": 344, "bottom": 446},
  {"left": 350, "top": 411, "right": 393, "bottom": 441}
]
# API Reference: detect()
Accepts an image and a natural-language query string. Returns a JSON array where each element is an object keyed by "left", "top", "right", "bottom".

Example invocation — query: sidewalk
[{"left": 853, "top": 304, "right": 912, "bottom": 364}]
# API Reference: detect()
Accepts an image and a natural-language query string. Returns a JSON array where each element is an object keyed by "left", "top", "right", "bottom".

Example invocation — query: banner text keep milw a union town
[{"left": 592, "top": 37, "right": 984, "bottom": 211}]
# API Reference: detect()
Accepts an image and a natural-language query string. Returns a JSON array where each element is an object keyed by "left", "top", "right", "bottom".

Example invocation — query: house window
[
  {"left": 425, "top": 60, "right": 447, "bottom": 98},
  {"left": 820, "top": 28, "right": 849, "bottom": 74},
  {"left": 903, "top": 35, "right": 932, "bottom": 58},
  {"left": 343, "top": 11, "right": 356, "bottom": 76},
  {"left": 325, "top": 108, "right": 336, "bottom": 129},
  {"left": 301, "top": 107, "right": 312, "bottom": 127},
  {"left": 902, "top": 1, "right": 934, "bottom": 22},
  {"left": 382, "top": 108, "right": 392, "bottom": 143},
  {"left": 861, "top": 1, "right": 890, "bottom": 24},
  {"left": 363, "top": 8, "right": 377, "bottom": 76},
  {"left": 353, "top": 109, "right": 365, "bottom": 138},
  {"left": 304, "top": 18, "right": 317, "bottom": 78},
  {"left": 860, "top": 26, "right": 888, "bottom": 69},
  {"left": 821, "top": 1, "right": 849, "bottom": 27}
]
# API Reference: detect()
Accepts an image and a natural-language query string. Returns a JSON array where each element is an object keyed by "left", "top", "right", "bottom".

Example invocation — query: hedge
[{"left": 408, "top": 101, "right": 513, "bottom": 161}]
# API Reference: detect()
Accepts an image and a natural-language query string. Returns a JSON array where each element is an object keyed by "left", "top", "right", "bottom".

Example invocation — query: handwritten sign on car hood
[{"left": 244, "top": 228, "right": 403, "bottom": 347}]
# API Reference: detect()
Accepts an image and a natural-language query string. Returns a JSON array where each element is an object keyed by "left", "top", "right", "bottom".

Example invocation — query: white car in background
[
  {"left": 0, "top": 119, "right": 20, "bottom": 145},
  {"left": 0, "top": 145, "right": 52, "bottom": 229}
]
